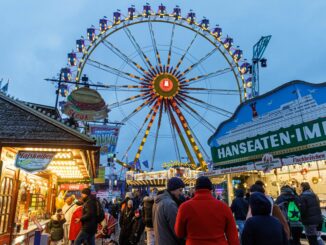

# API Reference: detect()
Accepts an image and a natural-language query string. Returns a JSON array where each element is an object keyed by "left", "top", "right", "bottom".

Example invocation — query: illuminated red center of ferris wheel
[{"left": 159, "top": 78, "right": 174, "bottom": 92}]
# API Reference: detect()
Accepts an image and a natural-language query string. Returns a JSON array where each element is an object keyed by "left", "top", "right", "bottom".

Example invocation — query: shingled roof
[{"left": 0, "top": 92, "right": 97, "bottom": 148}]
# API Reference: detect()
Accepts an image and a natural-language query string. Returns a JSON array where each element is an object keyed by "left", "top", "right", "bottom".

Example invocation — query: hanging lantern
[
  {"left": 173, "top": 6, "right": 181, "bottom": 20},
  {"left": 99, "top": 18, "right": 108, "bottom": 31},
  {"left": 68, "top": 52, "right": 77, "bottom": 66},
  {"left": 240, "top": 62, "right": 250, "bottom": 74},
  {"left": 60, "top": 68, "right": 71, "bottom": 82},
  {"left": 128, "top": 6, "right": 136, "bottom": 20},
  {"left": 87, "top": 27, "right": 96, "bottom": 42},
  {"left": 158, "top": 4, "right": 166, "bottom": 17},
  {"left": 76, "top": 39, "right": 85, "bottom": 53},
  {"left": 233, "top": 49, "right": 243, "bottom": 61},
  {"left": 113, "top": 11, "right": 121, "bottom": 24},
  {"left": 143, "top": 4, "right": 151, "bottom": 17},
  {"left": 212, "top": 26, "right": 222, "bottom": 39},
  {"left": 223, "top": 37, "right": 233, "bottom": 50},
  {"left": 200, "top": 18, "right": 209, "bottom": 29},
  {"left": 187, "top": 12, "right": 196, "bottom": 24}
]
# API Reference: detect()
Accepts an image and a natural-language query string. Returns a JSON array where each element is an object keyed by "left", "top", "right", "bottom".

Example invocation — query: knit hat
[
  {"left": 195, "top": 176, "right": 212, "bottom": 190},
  {"left": 81, "top": 188, "right": 91, "bottom": 196},
  {"left": 167, "top": 177, "right": 185, "bottom": 191}
]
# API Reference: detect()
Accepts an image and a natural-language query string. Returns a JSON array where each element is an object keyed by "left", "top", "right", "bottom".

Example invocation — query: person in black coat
[
  {"left": 299, "top": 182, "right": 323, "bottom": 245},
  {"left": 74, "top": 188, "right": 98, "bottom": 245},
  {"left": 128, "top": 209, "right": 145, "bottom": 244},
  {"left": 242, "top": 192, "right": 289, "bottom": 245},
  {"left": 276, "top": 185, "right": 303, "bottom": 245},
  {"left": 119, "top": 200, "right": 135, "bottom": 245},
  {"left": 231, "top": 189, "right": 248, "bottom": 237},
  {"left": 142, "top": 196, "right": 155, "bottom": 245}
]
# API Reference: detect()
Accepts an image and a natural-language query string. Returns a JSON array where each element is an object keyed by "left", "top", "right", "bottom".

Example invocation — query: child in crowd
[{"left": 48, "top": 209, "right": 66, "bottom": 245}]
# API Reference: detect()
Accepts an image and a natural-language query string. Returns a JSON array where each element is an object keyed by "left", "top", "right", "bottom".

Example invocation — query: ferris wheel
[{"left": 58, "top": 4, "right": 253, "bottom": 171}]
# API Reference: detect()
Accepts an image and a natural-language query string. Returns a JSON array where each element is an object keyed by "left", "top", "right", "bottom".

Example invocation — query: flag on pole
[
  {"left": 1, "top": 80, "right": 9, "bottom": 93},
  {"left": 142, "top": 160, "right": 149, "bottom": 168},
  {"left": 135, "top": 160, "right": 141, "bottom": 170}
]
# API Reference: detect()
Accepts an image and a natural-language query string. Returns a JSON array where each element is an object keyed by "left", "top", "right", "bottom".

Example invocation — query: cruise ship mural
[{"left": 208, "top": 81, "right": 326, "bottom": 166}]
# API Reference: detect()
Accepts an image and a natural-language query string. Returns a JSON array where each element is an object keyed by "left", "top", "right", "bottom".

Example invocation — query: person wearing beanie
[
  {"left": 241, "top": 192, "right": 288, "bottom": 245},
  {"left": 152, "top": 177, "right": 185, "bottom": 245},
  {"left": 175, "top": 176, "right": 239, "bottom": 245},
  {"left": 74, "top": 188, "right": 97, "bottom": 245}
]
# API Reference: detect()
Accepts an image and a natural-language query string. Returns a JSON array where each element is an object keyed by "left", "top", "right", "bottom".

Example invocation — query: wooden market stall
[{"left": 0, "top": 92, "right": 100, "bottom": 244}]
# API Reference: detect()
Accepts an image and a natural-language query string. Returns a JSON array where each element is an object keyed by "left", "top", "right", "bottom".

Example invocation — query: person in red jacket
[
  {"left": 175, "top": 176, "right": 239, "bottom": 245},
  {"left": 69, "top": 201, "right": 83, "bottom": 244}
]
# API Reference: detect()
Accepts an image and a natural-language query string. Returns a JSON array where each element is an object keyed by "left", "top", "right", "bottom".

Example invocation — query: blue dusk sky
[{"left": 1, "top": 0, "right": 325, "bottom": 169}]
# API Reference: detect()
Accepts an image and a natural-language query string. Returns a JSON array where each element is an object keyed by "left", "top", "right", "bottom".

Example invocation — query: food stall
[
  {"left": 0, "top": 92, "right": 99, "bottom": 244},
  {"left": 126, "top": 161, "right": 200, "bottom": 191},
  {"left": 206, "top": 81, "right": 326, "bottom": 204}
]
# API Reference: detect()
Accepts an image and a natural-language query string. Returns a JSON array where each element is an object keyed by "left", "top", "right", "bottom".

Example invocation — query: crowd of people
[{"left": 47, "top": 177, "right": 325, "bottom": 245}]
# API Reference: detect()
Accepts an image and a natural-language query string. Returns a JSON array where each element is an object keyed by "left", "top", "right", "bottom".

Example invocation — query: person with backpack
[
  {"left": 74, "top": 188, "right": 103, "bottom": 245},
  {"left": 276, "top": 185, "right": 303, "bottom": 245},
  {"left": 299, "top": 182, "right": 323, "bottom": 245},
  {"left": 142, "top": 195, "right": 155, "bottom": 245}
]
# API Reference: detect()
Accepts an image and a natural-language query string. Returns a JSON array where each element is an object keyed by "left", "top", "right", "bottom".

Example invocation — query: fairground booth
[
  {"left": 0, "top": 92, "right": 99, "bottom": 244},
  {"left": 204, "top": 81, "right": 326, "bottom": 205},
  {"left": 126, "top": 161, "right": 200, "bottom": 192}
]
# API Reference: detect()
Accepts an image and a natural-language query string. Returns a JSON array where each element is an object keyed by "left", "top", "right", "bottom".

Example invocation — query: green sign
[{"left": 211, "top": 117, "right": 326, "bottom": 163}]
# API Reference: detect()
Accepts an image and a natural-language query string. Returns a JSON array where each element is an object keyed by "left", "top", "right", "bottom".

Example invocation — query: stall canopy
[
  {"left": 0, "top": 92, "right": 100, "bottom": 179},
  {"left": 208, "top": 80, "right": 326, "bottom": 170}
]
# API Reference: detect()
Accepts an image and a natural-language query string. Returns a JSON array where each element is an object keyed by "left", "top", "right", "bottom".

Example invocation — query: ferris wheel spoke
[
  {"left": 181, "top": 47, "right": 218, "bottom": 76},
  {"left": 170, "top": 101, "right": 207, "bottom": 169},
  {"left": 108, "top": 92, "right": 150, "bottom": 109},
  {"left": 181, "top": 87, "right": 239, "bottom": 95},
  {"left": 87, "top": 59, "right": 144, "bottom": 84},
  {"left": 174, "top": 97, "right": 215, "bottom": 133},
  {"left": 150, "top": 104, "right": 163, "bottom": 170},
  {"left": 182, "top": 94, "right": 232, "bottom": 117},
  {"left": 174, "top": 30, "right": 200, "bottom": 72},
  {"left": 167, "top": 103, "right": 191, "bottom": 164},
  {"left": 123, "top": 25, "right": 155, "bottom": 71},
  {"left": 166, "top": 23, "right": 176, "bottom": 71},
  {"left": 121, "top": 97, "right": 156, "bottom": 123},
  {"left": 101, "top": 40, "right": 148, "bottom": 75},
  {"left": 148, "top": 20, "right": 162, "bottom": 69},
  {"left": 183, "top": 67, "right": 233, "bottom": 86},
  {"left": 121, "top": 101, "right": 158, "bottom": 164},
  {"left": 134, "top": 99, "right": 162, "bottom": 163}
]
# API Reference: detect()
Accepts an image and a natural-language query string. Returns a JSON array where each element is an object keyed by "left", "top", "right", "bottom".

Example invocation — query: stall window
[{"left": 0, "top": 177, "right": 13, "bottom": 234}]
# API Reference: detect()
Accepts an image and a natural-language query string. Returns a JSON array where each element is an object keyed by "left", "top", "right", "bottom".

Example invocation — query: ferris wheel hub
[{"left": 152, "top": 73, "right": 180, "bottom": 98}]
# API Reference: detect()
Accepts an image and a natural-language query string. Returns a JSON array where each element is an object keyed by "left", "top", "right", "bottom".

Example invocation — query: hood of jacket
[
  {"left": 235, "top": 189, "right": 245, "bottom": 198},
  {"left": 250, "top": 192, "right": 271, "bottom": 216},
  {"left": 154, "top": 190, "right": 173, "bottom": 204}
]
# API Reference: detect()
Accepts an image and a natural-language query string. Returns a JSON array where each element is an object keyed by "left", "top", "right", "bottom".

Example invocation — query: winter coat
[
  {"left": 119, "top": 207, "right": 134, "bottom": 233},
  {"left": 80, "top": 195, "right": 98, "bottom": 235},
  {"left": 110, "top": 203, "right": 119, "bottom": 219},
  {"left": 142, "top": 196, "right": 154, "bottom": 228},
  {"left": 300, "top": 190, "right": 323, "bottom": 225},
  {"left": 128, "top": 216, "right": 145, "bottom": 244},
  {"left": 242, "top": 192, "right": 289, "bottom": 245},
  {"left": 69, "top": 206, "right": 83, "bottom": 241},
  {"left": 48, "top": 215, "right": 66, "bottom": 241},
  {"left": 231, "top": 189, "right": 249, "bottom": 221},
  {"left": 175, "top": 189, "right": 239, "bottom": 245},
  {"left": 275, "top": 187, "right": 302, "bottom": 228},
  {"left": 153, "top": 190, "right": 185, "bottom": 245}
]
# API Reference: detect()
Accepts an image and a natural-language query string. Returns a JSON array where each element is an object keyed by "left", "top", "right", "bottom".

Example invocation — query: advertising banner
[
  {"left": 89, "top": 125, "right": 120, "bottom": 157},
  {"left": 15, "top": 151, "right": 56, "bottom": 172},
  {"left": 209, "top": 81, "right": 326, "bottom": 167}
]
